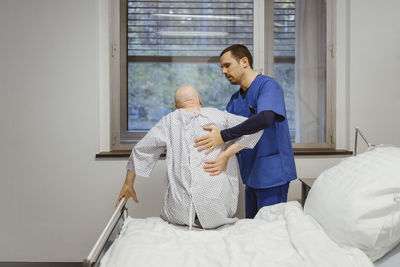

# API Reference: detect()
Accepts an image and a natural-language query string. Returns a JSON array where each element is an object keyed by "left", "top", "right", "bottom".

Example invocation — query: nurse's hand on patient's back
[
  {"left": 203, "top": 143, "right": 244, "bottom": 176},
  {"left": 203, "top": 152, "right": 229, "bottom": 176},
  {"left": 194, "top": 125, "right": 224, "bottom": 154}
]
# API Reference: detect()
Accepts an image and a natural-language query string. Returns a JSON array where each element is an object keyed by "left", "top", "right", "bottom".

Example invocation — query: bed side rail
[{"left": 83, "top": 197, "right": 128, "bottom": 267}]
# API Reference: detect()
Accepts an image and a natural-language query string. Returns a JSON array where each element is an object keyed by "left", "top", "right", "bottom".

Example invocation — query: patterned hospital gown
[{"left": 127, "top": 108, "right": 262, "bottom": 229}]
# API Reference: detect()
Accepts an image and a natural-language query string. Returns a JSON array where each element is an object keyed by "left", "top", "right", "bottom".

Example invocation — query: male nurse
[{"left": 195, "top": 44, "right": 297, "bottom": 218}]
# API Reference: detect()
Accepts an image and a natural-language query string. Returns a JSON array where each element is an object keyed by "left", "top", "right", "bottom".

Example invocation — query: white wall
[
  {"left": 348, "top": 0, "right": 400, "bottom": 145},
  {"left": 0, "top": 0, "right": 399, "bottom": 262}
]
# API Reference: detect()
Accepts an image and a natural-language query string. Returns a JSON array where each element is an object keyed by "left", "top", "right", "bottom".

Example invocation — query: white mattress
[{"left": 100, "top": 201, "right": 374, "bottom": 267}]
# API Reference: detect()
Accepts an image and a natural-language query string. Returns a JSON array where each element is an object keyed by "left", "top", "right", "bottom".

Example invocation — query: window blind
[
  {"left": 274, "top": 0, "right": 295, "bottom": 58},
  {"left": 127, "top": 0, "right": 254, "bottom": 57}
]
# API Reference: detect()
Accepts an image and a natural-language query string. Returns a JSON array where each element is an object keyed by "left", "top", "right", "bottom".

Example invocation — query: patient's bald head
[{"left": 174, "top": 86, "right": 202, "bottom": 109}]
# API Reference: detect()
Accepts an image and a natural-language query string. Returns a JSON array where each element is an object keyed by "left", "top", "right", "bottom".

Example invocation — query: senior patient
[{"left": 117, "top": 86, "right": 262, "bottom": 229}]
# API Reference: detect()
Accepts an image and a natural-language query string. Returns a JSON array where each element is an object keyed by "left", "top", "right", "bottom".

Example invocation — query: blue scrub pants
[{"left": 245, "top": 182, "right": 290, "bottom": 219}]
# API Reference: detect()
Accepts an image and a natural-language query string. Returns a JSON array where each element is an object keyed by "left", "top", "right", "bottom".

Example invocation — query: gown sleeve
[{"left": 126, "top": 116, "right": 168, "bottom": 177}]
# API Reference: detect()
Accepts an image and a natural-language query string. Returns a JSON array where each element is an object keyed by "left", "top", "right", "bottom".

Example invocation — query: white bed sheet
[{"left": 100, "top": 201, "right": 373, "bottom": 267}]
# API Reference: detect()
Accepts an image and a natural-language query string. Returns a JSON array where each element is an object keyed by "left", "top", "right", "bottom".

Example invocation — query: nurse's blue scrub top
[{"left": 226, "top": 75, "right": 297, "bottom": 188}]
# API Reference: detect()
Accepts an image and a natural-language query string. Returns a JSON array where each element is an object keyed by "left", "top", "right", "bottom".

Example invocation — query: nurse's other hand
[
  {"left": 116, "top": 184, "right": 138, "bottom": 207},
  {"left": 194, "top": 125, "right": 223, "bottom": 154},
  {"left": 203, "top": 152, "right": 229, "bottom": 176}
]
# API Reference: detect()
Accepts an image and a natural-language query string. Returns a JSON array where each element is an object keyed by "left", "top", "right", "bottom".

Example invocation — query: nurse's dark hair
[{"left": 220, "top": 44, "right": 253, "bottom": 69}]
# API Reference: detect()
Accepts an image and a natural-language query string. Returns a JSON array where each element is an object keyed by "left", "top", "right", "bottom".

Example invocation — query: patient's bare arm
[
  {"left": 116, "top": 169, "right": 139, "bottom": 206},
  {"left": 203, "top": 143, "right": 244, "bottom": 176}
]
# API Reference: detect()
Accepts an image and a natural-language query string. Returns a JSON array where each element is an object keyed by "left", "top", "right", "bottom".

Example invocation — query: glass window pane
[
  {"left": 126, "top": 0, "right": 253, "bottom": 131},
  {"left": 120, "top": 0, "right": 330, "bottom": 146},
  {"left": 273, "top": 0, "right": 326, "bottom": 144},
  {"left": 128, "top": 62, "right": 238, "bottom": 131},
  {"left": 127, "top": 0, "right": 253, "bottom": 57},
  {"left": 274, "top": 63, "right": 295, "bottom": 142},
  {"left": 274, "top": 0, "right": 296, "bottom": 141}
]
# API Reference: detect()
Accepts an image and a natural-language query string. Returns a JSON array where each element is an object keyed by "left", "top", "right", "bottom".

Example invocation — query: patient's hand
[
  {"left": 203, "top": 152, "right": 229, "bottom": 176},
  {"left": 116, "top": 184, "right": 138, "bottom": 207},
  {"left": 194, "top": 125, "right": 224, "bottom": 154}
]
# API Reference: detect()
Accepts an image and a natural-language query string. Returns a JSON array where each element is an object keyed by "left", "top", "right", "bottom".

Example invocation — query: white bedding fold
[{"left": 100, "top": 202, "right": 373, "bottom": 267}]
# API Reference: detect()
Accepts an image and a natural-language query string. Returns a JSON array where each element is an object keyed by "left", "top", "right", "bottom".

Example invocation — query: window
[
  {"left": 270, "top": 0, "right": 332, "bottom": 146},
  {"left": 110, "top": 0, "right": 335, "bottom": 150}
]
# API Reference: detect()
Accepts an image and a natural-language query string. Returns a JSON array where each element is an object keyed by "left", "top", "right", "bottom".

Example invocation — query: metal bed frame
[
  {"left": 83, "top": 128, "right": 376, "bottom": 266},
  {"left": 83, "top": 197, "right": 128, "bottom": 267}
]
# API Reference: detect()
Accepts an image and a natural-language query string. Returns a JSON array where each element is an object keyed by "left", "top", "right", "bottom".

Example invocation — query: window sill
[
  {"left": 96, "top": 149, "right": 353, "bottom": 158},
  {"left": 293, "top": 148, "right": 353, "bottom": 156}
]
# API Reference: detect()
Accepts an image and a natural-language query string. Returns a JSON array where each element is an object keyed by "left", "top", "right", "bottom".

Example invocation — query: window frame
[{"left": 110, "top": 0, "right": 336, "bottom": 151}]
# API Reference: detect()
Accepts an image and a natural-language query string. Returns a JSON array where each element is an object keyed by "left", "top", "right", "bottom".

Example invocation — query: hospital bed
[{"left": 84, "top": 129, "right": 400, "bottom": 267}]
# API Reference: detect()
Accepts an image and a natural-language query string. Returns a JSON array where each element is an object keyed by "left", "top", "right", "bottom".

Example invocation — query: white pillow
[{"left": 304, "top": 145, "right": 400, "bottom": 261}]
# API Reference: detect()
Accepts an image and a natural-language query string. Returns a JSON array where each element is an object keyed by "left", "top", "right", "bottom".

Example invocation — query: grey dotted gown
[{"left": 127, "top": 108, "right": 262, "bottom": 229}]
